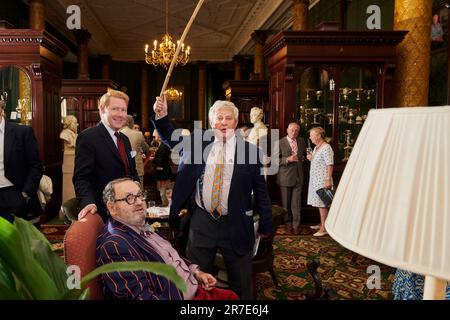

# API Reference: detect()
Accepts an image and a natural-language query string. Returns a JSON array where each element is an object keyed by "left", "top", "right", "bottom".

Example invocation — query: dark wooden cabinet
[
  {"left": 0, "top": 28, "right": 69, "bottom": 222},
  {"left": 263, "top": 30, "right": 406, "bottom": 221},
  {"left": 61, "top": 79, "right": 118, "bottom": 131},
  {"left": 222, "top": 80, "right": 270, "bottom": 128}
]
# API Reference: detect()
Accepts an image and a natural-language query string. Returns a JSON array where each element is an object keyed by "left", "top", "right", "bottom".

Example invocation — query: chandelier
[
  {"left": 164, "top": 87, "right": 183, "bottom": 101},
  {"left": 144, "top": 0, "right": 190, "bottom": 68}
]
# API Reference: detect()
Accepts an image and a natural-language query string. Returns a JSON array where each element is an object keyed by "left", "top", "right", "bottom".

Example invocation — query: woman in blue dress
[{"left": 392, "top": 269, "right": 450, "bottom": 299}]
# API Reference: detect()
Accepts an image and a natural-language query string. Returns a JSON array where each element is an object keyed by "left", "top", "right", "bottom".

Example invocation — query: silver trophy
[{"left": 365, "top": 89, "right": 375, "bottom": 100}]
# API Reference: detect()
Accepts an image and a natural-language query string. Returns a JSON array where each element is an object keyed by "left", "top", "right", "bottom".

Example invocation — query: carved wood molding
[
  {"left": 264, "top": 30, "right": 408, "bottom": 58},
  {"left": 0, "top": 29, "right": 43, "bottom": 44}
]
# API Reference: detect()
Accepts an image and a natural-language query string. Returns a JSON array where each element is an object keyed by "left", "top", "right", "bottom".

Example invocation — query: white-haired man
[{"left": 152, "top": 96, "right": 273, "bottom": 299}]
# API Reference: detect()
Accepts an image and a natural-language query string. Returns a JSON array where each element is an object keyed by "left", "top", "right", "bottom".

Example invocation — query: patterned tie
[
  {"left": 290, "top": 138, "right": 298, "bottom": 155},
  {"left": 210, "top": 145, "right": 225, "bottom": 218},
  {"left": 115, "top": 132, "right": 130, "bottom": 177}
]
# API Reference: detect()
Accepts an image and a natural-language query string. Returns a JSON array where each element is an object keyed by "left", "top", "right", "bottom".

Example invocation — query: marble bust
[
  {"left": 60, "top": 115, "right": 78, "bottom": 202},
  {"left": 246, "top": 107, "right": 268, "bottom": 146},
  {"left": 60, "top": 115, "right": 78, "bottom": 152}
]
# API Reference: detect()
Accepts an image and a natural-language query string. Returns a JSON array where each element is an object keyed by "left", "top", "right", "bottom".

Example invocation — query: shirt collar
[
  {"left": 287, "top": 136, "right": 296, "bottom": 143},
  {"left": 113, "top": 216, "right": 147, "bottom": 234},
  {"left": 101, "top": 118, "right": 117, "bottom": 136},
  {"left": 213, "top": 133, "right": 236, "bottom": 147}
]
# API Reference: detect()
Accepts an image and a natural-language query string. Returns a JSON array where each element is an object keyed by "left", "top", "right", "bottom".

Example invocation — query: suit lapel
[
  {"left": 97, "top": 122, "right": 123, "bottom": 164},
  {"left": 3, "top": 121, "right": 14, "bottom": 169},
  {"left": 282, "top": 137, "right": 291, "bottom": 154},
  {"left": 229, "top": 135, "right": 244, "bottom": 196},
  {"left": 110, "top": 220, "right": 166, "bottom": 262}
]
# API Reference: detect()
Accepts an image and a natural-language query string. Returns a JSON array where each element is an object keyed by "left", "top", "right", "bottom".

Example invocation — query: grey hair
[
  {"left": 102, "top": 178, "right": 140, "bottom": 207},
  {"left": 126, "top": 115, "right": 134, "bottom": 129},
  {"left": 309, "top": 126, "right": 326, "bottom": 139},
  {"left": 208, "top": 100, "right": 239, "bottom": 127}
]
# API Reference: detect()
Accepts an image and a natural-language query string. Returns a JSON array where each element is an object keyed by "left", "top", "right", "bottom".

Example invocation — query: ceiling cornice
[{"left": 229, "top": 0, "right": 285, "bottom": 56}]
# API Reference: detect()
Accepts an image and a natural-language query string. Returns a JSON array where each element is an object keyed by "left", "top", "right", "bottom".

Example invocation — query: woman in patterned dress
[
  {"left": 306, "top": 127, "right": 334, "bottom": 237},
  {"left": 392, "top": 269, "right": 450, "bottom": 299}
]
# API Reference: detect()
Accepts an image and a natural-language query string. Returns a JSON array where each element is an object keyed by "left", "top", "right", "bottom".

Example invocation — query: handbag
[{"left": 316, "top": 187, "right": 335, "bottom": 207}]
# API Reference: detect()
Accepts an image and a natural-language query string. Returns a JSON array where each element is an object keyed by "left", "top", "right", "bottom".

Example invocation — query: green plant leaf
[
  {"left": 0, "top": 283, "right": 21, "bottom": 299},
  {"left": 0, "top": 217, "right": 59, "bottom": 299},
  {"left": 0, "top": 257, "right": 15, "bottom": 292},
  {"left": 14, "top": 218, "right": 69, "bottom": 294},
  {"left": 81, "top": 261, "right": 187, "bottom": 294},
  {"left": 59, "top": 288, "right": 89, "bottom": 300}
]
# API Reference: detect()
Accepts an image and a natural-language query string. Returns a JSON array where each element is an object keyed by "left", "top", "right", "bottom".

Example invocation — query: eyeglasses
[{"left": 115, "top": 191, "right": 146, "bottom": 205}]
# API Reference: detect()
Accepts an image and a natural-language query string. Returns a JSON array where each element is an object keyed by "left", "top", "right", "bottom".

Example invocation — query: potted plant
[{"left": 0, "top": 217, "right": 186, "bottom": 299}]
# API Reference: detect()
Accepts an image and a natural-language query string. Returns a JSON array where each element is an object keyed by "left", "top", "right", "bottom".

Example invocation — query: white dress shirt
[
  {"left": 0, "top": 117, "right": 14, "bottom": 188},
  {"left": 195, "top": 134, "right": 236, "bottom": 215},
  {"left": 101, "top": 118, "right": 119, "bottom": 147}
]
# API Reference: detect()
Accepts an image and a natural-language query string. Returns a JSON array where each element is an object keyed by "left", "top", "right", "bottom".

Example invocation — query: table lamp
[{"left": 325, "top": 106, "right": 450, "bottom": 299}]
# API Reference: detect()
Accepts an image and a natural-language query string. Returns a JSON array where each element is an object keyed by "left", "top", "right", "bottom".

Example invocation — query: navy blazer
[
  {"left": 3, "top": 121, "right": 43, "bottom": 216},
  {"left": 96, "top": 219, "right": 184, "bottom": 300},
  {"left": 152, "top": 116, "right": 273, "bottom": 256},
  {"left": 73, "top": 122, "right": 139, "bottom": 220}
]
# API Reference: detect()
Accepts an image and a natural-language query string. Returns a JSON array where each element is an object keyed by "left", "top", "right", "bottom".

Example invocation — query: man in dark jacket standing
[
  {"left": 74, "top": 89, "right": 139, "bottom": 221},
  {"left": 0, "top": 99, "right": 42, "bottom": 222}
]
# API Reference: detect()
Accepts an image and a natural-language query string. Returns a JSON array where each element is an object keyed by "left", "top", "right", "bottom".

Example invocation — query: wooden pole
[{"left": 160, "top": 0, "right": 205, "bottom": 97}]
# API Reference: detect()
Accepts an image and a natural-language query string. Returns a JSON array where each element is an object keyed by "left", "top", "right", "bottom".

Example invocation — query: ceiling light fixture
[{"left": 144, "top": 0, "right": 190, "bottom": 68}]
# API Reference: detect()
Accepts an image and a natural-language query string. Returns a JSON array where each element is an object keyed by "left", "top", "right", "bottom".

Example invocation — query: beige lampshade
[{"left": 326, "top": 106, "right": 450, "bottom": 281}]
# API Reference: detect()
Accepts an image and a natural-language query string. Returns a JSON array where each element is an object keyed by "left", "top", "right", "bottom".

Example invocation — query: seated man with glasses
[{"left": 96, "top": 177, "right": 238, "bottom": 300}]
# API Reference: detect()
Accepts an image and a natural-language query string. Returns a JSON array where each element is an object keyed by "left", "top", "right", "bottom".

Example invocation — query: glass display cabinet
[
  {"left": 264, "top": 30, "right": 407, "bottom": 167},
  {"left": 61, "top": 79, "right": 118, "bottom": 131},
  {"left": 296, "top": 65, "right": 378, "bottom": 162},
  {"left": 0, "top": 26, "right": 69, "bottom": 221},
  {"left": 264, "top": 30, "right": 407, "bottom": 220},
  {"left": 0, "top": 65, "right": 32, "bottom": 125}
]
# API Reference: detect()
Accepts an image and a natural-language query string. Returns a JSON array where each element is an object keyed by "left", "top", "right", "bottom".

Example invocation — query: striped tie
[
  {"left": 290, "top": 138, "right": 298, "bottom": 155},
  {"left": 210, "top": 145, "right": 224, "bottom": 218}
]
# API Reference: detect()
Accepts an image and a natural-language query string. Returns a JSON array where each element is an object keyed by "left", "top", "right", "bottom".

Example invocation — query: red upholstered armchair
[{"left": 64, "top": 211, "right": 105, "bottom": 300}]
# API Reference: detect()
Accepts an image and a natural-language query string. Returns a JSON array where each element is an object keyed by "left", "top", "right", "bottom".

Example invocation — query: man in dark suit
[
  {"left": 275, "top": 122, "right": 306, "bottom": 235},
  {"left": 152, "top": 96, "right": 273, "bottom": 299},
  {"left": 97, "top": 178, "right": 238, "bottom": 300},
  {"left": 0, "top": 99, "right": 42, "bottom": 222},
  {"left": 74, "top": 89, "right": 139, "bottom": 221}
]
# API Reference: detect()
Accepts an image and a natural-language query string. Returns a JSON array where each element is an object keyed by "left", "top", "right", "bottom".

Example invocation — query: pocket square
[{"left": 130, "top": 150, "right": 137, "bottom": 158}]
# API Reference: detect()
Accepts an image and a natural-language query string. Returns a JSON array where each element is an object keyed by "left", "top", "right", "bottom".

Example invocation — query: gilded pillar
[
  {"left": 19, "top": 71, "right": 31, "bottom": 126},
  {"left": 292, "top": 0, "right": 309, "bottom": 31},
  {"left": 29, "top": 0, "right": 45, "bottom": 30},
  {"left": 74, "top": 29, "right": 91, "bottom": 80},
  {"left": 233, "top": 55, "right": 244, "bottom": 80},
  {"left": 251, "top": 30, "right": 267, "bottom": 80},
  {"left": 393, "top": 0, "right": 432, "bottom": 107},
  {"left": 197, "top": 61, "right": 207, "bottom": 127},
  {"left": 140, "top": 62, "right": 149, "bottom": 131},
  {"left": 100, "top": 55, "right": 112, "bottom": 79}
]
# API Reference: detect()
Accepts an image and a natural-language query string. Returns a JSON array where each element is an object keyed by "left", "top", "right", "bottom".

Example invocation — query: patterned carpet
[
  {"left": 41, "top": 221, "right": 395, "bottom": 300},
  {"left": 255, "top": 225, "right": 395, "bottom": 300}
]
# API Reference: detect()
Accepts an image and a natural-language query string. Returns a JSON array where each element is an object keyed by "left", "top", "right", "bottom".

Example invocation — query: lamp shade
[{"left": 326, "top": 106, "right": 450, "bottom": 281}]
